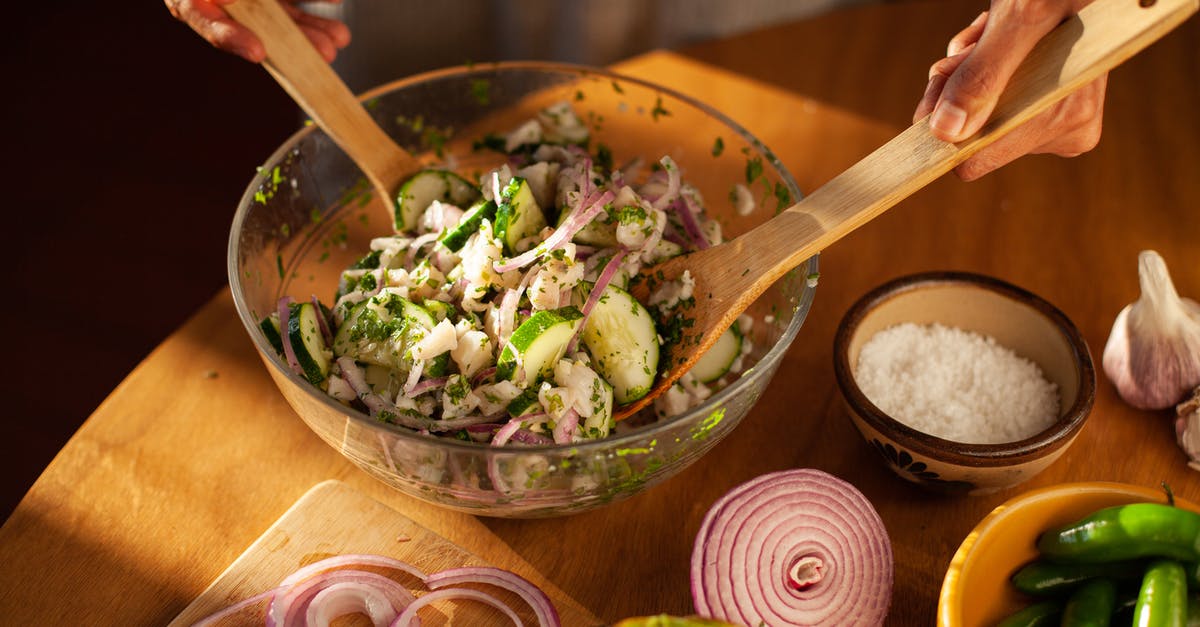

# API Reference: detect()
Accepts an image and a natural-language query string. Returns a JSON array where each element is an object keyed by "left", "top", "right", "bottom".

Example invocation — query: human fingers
[
  {"left": 279, "top": 1, "right": 351, "bottom": 61},
  {"left": 947, "top": 11, "right": 988, "bottom": 57},
  {"left": 930, "top": 0, "right": 1086, "bottom": 142},
  {"left": 166, "top": 0, "right": 265, "bottom": 62},
  {"left": 913, "top": 44, "right": 973, "bottom": 123},
  {"left": 952, "top": 75, "right": 1106, "bottom": 181}
]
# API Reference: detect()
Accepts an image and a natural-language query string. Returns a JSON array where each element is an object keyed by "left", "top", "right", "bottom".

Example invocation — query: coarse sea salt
[{"left": 853, "top": 322, "right": 1059, "bottom": 445}]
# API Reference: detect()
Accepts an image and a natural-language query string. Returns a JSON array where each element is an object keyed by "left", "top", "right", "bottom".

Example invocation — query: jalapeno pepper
[
  {"left": 996, "top": 600, "right": 1062, "bottom": 627},
  {"left": 1133, "top": 560, "right": 1187, "bottom": 627},
  {"left": 1011, "top": 559, "right": 1144, "bottom": 596},
  {"left": 1037, "top": 503, "right": 1200, "bottom": 563},
  {"left": 1059, "top": 577, "right": 1117, "bottom": 627}
]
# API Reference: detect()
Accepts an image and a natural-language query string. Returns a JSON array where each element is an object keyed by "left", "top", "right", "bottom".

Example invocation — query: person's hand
[
  {"left": 165, "top": 0, "right": 350, "bottom": 63},
  {"left": 914, "top": 1, "right": 1107, "bottom": 181}
]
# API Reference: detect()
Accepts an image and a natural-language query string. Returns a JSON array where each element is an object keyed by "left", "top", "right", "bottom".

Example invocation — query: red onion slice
[
  {"left": 566, "top": 249, "right": 627, "bottom": 354},
  {"left": 310, "top": 295, "right": 334, "bottom": 345},
  {"left": 391, "top": 587, "right": 522, "bottom": 627},
  {"left": 493, "top": 190, "right": 614, "bottom": 273},
  {"left": 691, "top": 469, "right": 893, "bottom": 627},
  {"left": 671, "top": 197, "right": 711, "bottom": 251},
  {"left": 277, "top": 296, "right": 303, "bottom": 377},
  {"left": 551, "top": 408, "right": 580, "bottom": 444},
  {"left": 426, "top": 566, "right": 560, "bottom": 627}
]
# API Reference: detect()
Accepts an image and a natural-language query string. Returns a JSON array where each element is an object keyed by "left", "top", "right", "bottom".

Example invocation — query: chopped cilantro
[{"left": 711, "top": 136, "right": 725, "bottom": 157}]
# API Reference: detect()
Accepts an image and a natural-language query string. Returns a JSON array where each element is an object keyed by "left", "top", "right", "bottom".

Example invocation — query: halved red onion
[
  {"left": 690, "top": 469, "right": 893, "bottom": 626},
  {"left": 270, "top": 570, "right": 413, "bottom": 627}
]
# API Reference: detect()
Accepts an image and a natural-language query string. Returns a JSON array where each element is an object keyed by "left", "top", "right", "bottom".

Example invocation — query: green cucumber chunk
[
  {"left": 494, "top": 177, "right": 547, "bottom": 254},
  {"left": 580, "top": 284, "right": 659, "bottom": 404},
  {"left": 287, "top": 302, "right": 331, "bottom": 385},
  {"left": 331, "top": 293, "right": 438, "bottom": 372},
  {"left": 394, "top": 169, "right": 480, "bottom": 233},
  {"left": 259, "top": 313, "right": 284, "bottom": 355},
  {"left": 690, "top": 324, "right": 741, "bottom": 383},
  {"left": 439, "top": 199, "right": 496, "bottom": 252},
  {"left": 496, "top": 306, "right": 583, "bottom": 384},
  {"left": 506, "top": 387, "right": 542, "bottom": 418}
]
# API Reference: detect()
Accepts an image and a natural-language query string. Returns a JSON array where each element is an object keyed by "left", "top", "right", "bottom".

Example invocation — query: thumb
[{"left": 930, "top": 3, "right": 1066, "bottom": 142}]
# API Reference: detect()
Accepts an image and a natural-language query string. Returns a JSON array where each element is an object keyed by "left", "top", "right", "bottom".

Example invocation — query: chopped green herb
[
  {"left": 745, "top": 156, "right": 763, "bottom": 184},
  {"left": 711, "top": 137, "right": 725, "bottom": 157},
  {"left": 469, "top": 78, "right": 491, "bottom": 105},
  {"left": 650, "top": 96, "right": 671, "bottom": 121}
]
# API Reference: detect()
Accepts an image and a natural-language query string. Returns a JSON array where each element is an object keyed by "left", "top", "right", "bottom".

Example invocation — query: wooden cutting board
[{"left": 169, "top": 480, "right": 600, "bottom": 626}]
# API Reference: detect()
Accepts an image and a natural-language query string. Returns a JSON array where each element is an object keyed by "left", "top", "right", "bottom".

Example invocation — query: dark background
[{"left": 4, "top": 4, "right": 300, "bottom": 518}]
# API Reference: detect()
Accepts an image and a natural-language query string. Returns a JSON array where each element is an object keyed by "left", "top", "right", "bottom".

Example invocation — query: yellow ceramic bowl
[{"left": 937, "top": 482, "right": 1200, "bottom": 626}]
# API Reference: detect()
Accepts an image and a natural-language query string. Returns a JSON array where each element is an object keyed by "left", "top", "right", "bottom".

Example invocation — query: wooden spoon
[
  {"left": 616, "top": 0, "right": 1198, "bottom": 420},
  {"left": 224, "top": 0, "right": 419, "bottom": 221}
]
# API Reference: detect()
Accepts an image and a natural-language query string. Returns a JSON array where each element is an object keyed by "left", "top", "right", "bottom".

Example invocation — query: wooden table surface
[{"left": 2, "top": 1, "right": 1198, "bottom": 625}]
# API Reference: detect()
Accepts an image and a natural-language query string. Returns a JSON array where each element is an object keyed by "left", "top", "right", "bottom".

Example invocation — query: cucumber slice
[
  {"left": 394, "top": 170, "right": 480, "bottom": 233},
  {"left": 422, "top": 299, "right": 456, "bottom": 322},
  {"left": 580, "top": 285, "right": 659, "bottom": 404},
  {"left": 331, "top": 293, "right": 439, "bottom": 372},
  {"left": 505, "top": 387, "right": 542, "bottom": 419},
  {"left": 496, "top": 306, "right": 583, "bottom": 384},
  {"left": 287, "top": 302, "right": 331, "bottom": 385},
  {"left": 494, "top": 177, "right": 547, "bottom": 254},
  {"left": 438, "top": 199, "right": 496, "bottom": 252},
  {"left": 259, "top": 313, "right": 284, "bottom": 355},
  {"left": 690, "top": 325, "right": 742, "bottom": 383}
]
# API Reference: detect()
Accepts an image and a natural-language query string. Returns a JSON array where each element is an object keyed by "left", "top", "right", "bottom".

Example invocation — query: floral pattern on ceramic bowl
[{"left": 832, "top": 272, "right": 1096, "bottom": 496}]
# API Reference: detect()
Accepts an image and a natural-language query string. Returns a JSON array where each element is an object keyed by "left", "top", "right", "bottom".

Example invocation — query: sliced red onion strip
[
  {"left": 406, "top": 232, "right": 440, "bottom": 266},
  {"left": 305, "top": 581, "right": 404, "bottom": 627},
  {"left": 273, "top": 571, "right": 413, "bottom": 627},
  {"left": 426, "top": 566, "right": 560, "bottom": 627},
  {"left": 338, "top": 358, "right": 443, "bottom": 432},
  {"left": 493, "top": 190, "right": 614, "bottom": 273},
  {"left": 426, "top": 414, "right": 498, "bottom": 432},
  {"left": 671, "top": 197, "right": 710, "bottom": 251},
  {"left": 491, "top": 419, "right": 524, "bottom": 448},
  {"left": 566, "top": 249, "right": 627, "bottom": 354},
  {"left": 391, "top": 587, "right": 522, "bottom": 627},
  {"left": 276, "top": 296, "right": 303, "bottom": 376},
  {"left": 510, "top": 429, "right": 554, "bottom": 446},
  {"left": 650, "top": 156, "right": 681, "bottom": 211},
  {"left": 311, "top": 295, "right": 334, "bottom": 345},
  {"left": 403, "top": 359, "right": 426, "bottom": 395},
  {"left": 690, "top": 469, "right": 893, "bottom": 627},
  {"left": 471, "top": 366, "right": 498, "bottom": 386},
  {"left": 278, "top": 553, "right": 428, "bottom": 589},
  {"left": 404, "top": 376, "right": 448, "bottom": 398},
  {"left": 552, "top": 409, "right": 580, "bottom": 444}
]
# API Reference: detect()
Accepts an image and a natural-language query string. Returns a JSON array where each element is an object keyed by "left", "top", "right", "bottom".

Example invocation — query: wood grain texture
[
  {"left": 617, "top": 0, "right": 1198, "bottom": 420},
  {"left": 169, "top": 480, "right": 599, "bottom": 626},
  {"left": 0, "top": 1, "right": 1198, "bottom": 625}
]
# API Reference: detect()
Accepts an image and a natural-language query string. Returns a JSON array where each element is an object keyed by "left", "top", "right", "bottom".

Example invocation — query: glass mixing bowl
[{"left": 228, "top": 62, "right": 816, "bottom": 517}]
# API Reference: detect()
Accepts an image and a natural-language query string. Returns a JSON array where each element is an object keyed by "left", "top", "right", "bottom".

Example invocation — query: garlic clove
[{"left": 1102, "top": 250, "right": 1200, "bottom": 410}]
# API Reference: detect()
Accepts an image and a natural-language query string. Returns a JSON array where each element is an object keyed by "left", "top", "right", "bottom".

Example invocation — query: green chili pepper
[
  {"left": 1060, "top": 577, "right": 1117, "bottom": 626},
  {"left": 1011, "top": 559, "right": 1145, "bottom": 596},
  {"left": 1038, "top": 504, "right": 1200, "bottom": 563},
  {"left": 996, "top": 600, "right": 1063, "bottom": 627},
  {"left": 1133, "top": 560, "right": 1187, "bottom": 627}
]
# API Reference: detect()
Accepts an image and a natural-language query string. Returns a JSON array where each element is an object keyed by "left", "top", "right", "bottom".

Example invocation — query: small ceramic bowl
[
  {"left": 833, "top": 272, "right": 1095, "bottom": 495},
  {"left": 937, "top": 482, "right": 1200, "bottom": 626}
]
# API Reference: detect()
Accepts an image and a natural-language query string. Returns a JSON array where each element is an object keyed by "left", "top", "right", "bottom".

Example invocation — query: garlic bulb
[
  {"left": 1102, "top": 250, "right": 1200, "bottom": 410},
  {"left": 1177, "top": 387, "right": 1200, "bottom": 471}
]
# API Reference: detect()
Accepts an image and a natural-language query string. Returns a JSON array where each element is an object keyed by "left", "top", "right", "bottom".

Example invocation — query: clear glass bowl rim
[{"left": 227, "top": 60, "right": 817, "bottom": 455}]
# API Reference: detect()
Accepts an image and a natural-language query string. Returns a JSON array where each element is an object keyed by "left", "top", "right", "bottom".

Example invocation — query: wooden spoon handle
[
  {"left": 741, "top": 0, "right": 1197, "bottom": 283},
  {"left": 224, "top": 0, "right": 415, "bottom": 195}
]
